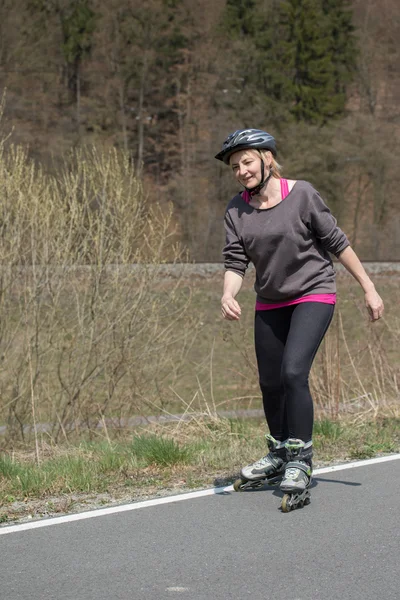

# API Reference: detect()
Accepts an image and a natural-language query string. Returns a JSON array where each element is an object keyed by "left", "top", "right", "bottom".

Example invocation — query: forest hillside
[{"left": 1, "top": 0, "right": 399, "bottom": 260}]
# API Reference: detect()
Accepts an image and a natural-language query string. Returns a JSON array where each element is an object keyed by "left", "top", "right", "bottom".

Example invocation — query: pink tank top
[
  {"left": 253, "top": 178, "right": 336, "bottom": 310},
  {"left": 242, "top": 176, "right": 290, "bottom": 205}
]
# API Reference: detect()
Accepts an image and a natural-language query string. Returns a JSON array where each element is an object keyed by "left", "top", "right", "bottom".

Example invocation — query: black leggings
[{"left": 254, "top": 302, "right": 334, "bottom": 443}]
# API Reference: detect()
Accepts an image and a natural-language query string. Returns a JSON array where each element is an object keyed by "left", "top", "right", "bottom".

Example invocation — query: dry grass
[
  {"left": 310, "top": 306, "right": 400, "bottom": 422},
  {"left": 0, "top": 110, "right": 398, "bottom": 462},
  {"left": 0, "top": 126, "right": 201, "bottom": 449}
]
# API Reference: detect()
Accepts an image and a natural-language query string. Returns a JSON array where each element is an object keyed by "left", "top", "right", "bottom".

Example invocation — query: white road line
[{"left": 1, "top": 453, "right": 399, "bottom": 536}]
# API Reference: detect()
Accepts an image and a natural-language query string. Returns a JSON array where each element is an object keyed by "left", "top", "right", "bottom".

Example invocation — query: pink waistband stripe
[{"left": 255, "top": 294, "right": 337, "bottom": 311}]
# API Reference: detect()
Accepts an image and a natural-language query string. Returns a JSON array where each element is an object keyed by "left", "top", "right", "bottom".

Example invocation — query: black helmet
[{"left": 215, "top": 129, "right": 277, "bottom": 164}]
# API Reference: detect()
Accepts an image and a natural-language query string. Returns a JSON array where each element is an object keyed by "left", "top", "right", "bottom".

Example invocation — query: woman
[{"left": 216, "top": 129, "right": 384, "bottom": 506}]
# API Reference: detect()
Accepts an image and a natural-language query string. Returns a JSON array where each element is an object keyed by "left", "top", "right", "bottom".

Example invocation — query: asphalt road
[{"left": 1, "top": 458, "right": 399, "bottom": 600}]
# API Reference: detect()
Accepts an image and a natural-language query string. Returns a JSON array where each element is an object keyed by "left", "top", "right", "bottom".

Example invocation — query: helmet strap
[{"left": 244, "top": 160, "right": 273, "bottom": 196}]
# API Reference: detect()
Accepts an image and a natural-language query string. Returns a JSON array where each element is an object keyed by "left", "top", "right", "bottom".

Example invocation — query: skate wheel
[
  {"left": 233, "top": 478, "right": 245, "bottom": 492},
  {"left": 304, "top": 497, "right": 311, "bottom": 506},
  {"left": 281, "top": 494, "right": 292, "bottom": 513}
]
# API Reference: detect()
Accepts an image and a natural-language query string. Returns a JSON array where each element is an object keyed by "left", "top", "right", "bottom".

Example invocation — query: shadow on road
[
  {"left": 212, "top": 473, "right": 362, "bottom": 498},
  {"left": 312, "top": 476, "right": 362, "bottom": 487}
]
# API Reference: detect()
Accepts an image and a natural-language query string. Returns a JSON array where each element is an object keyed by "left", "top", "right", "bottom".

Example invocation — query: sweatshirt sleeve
[
  {"left": 222, "top": 210, "right": 250, "bottom": 277},
  {"left": 305, "top": 189, "right": 350, "bottom": 258}
]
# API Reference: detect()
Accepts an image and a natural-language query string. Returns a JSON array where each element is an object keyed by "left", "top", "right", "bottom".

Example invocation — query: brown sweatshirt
[{"left": 223, "top": 180, "right": 350, "bottom": 303}]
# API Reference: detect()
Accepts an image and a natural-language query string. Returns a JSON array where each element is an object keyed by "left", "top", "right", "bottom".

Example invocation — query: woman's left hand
[{"left": 364, "top": 288, "right": 384, "bottom": 321}]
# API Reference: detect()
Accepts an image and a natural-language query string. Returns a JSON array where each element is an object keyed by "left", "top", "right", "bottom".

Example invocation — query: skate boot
[
  {"left": 280, "top": 439, "right": 313, "bottom": 512},
  {"left": 233, "top": 434, "right": 286, "bottom": 492}
]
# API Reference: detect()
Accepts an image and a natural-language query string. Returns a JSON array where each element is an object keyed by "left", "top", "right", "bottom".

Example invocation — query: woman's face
[{"left": 229, "top": 149, "right": 263, "bottom": 188}]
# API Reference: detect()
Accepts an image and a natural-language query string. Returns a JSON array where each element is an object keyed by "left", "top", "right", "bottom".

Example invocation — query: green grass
[
  {"left": 0, "top": 434, "right": 198, "bottom": 503},
  {"left": 129, "top": 434, "right": 195, "bottom": 467},
  {"left": 312, "top": 417, "right": 399, "bottom": 460},
  {"left": 313, "top": 419, "right": 343, "bottom": 440},
  {"left": 0, "top": 417, "right": 398, "bottom": 523}
]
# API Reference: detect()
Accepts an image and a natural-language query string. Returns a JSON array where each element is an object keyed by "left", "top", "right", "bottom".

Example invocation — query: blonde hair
[{"left": 258, "top": 149, "right": 282, "bottom": 179}]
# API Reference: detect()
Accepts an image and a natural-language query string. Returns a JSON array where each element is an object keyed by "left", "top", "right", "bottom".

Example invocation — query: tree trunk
[{"left": 137, "top": 53, "right": 148, "bottom": 175}]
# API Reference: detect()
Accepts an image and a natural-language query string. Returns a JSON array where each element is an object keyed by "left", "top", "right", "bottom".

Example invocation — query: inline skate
[
  {"left": 233, "top": 434, "right": 286, "bottom": 492},
  {"left": 280, "top": 438, "right": 312, "bottom": 512}
]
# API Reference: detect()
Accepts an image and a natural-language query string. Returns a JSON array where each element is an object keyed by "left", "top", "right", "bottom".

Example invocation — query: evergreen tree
[
  {"left": 25, "top": 0, "right": 96, "bottom": 102},
  {"left": 279, "top": 0, "right": 339, "bottom": 123},
  {"left": 224, "top": 0, "right": 257, "bottom": 37},
  {"left": 218, "top": 0, "right": 357, "bottom": 125},
  {"left": 250, "top": 0, "right": 295, "bottom": 121},
  {"left": 321, "top": 0, "right": 357, "bottom": 100},
  {"left": 217, "top": 0, "right": 290, "bottom": 127},
  {"left": 60, "top": 0, "right": 96, "bottom": 95}
]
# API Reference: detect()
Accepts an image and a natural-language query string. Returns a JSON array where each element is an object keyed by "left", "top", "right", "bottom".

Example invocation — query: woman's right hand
[{"left": 221, "top": 294, "right": 241, "bottom": 320}]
